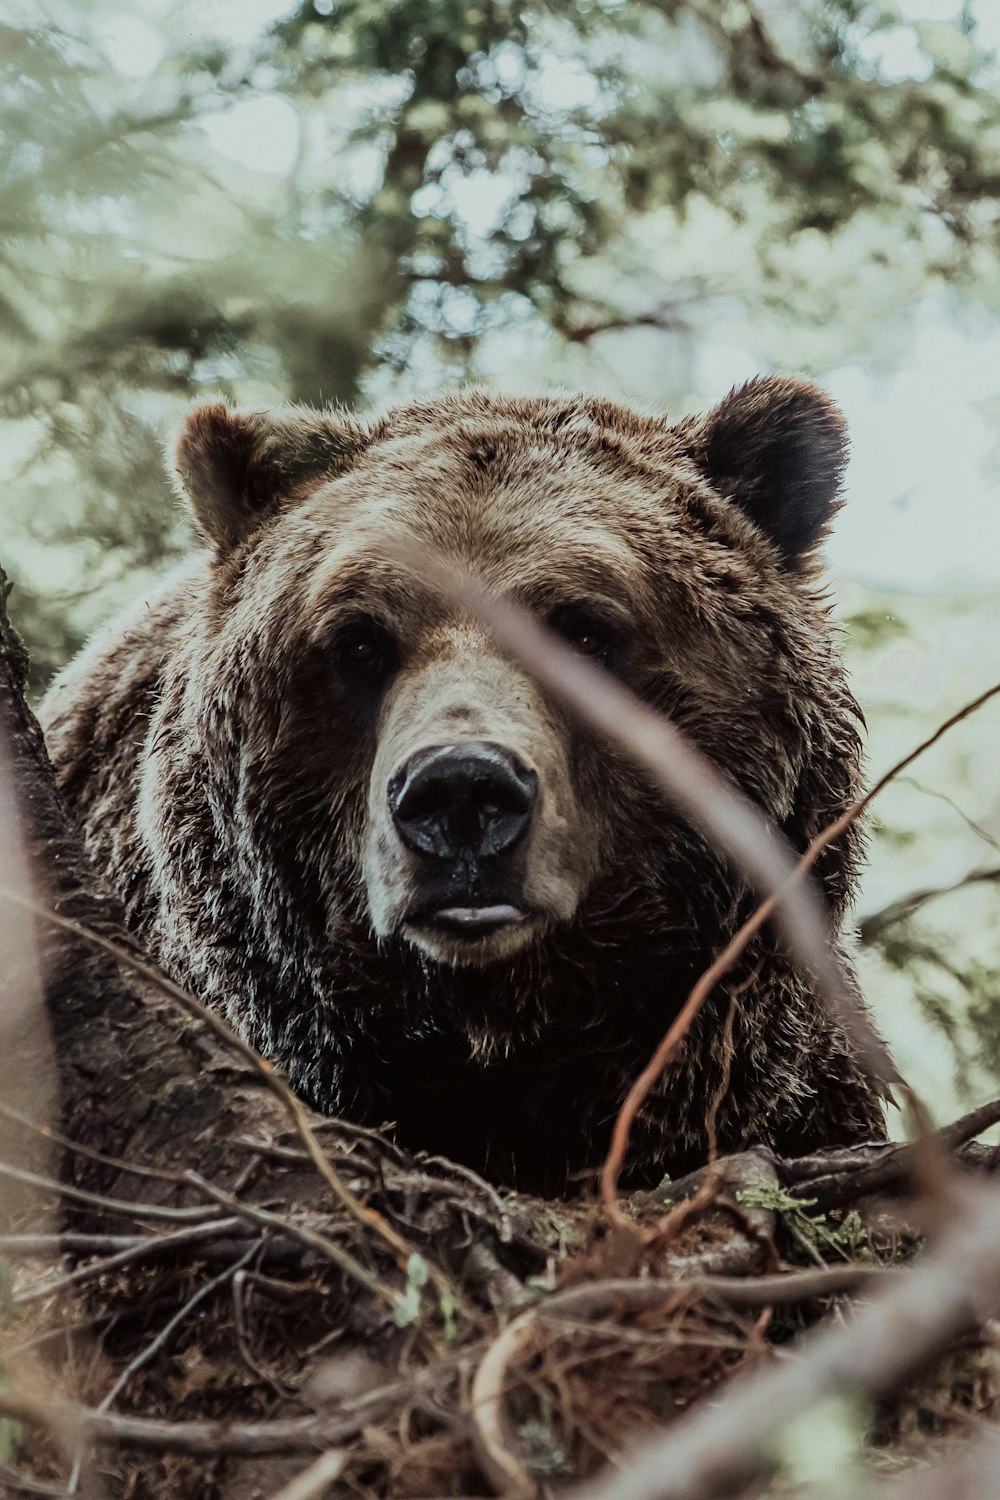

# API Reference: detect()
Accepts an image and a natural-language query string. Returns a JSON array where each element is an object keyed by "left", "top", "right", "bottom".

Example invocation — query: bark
[{"left": 0, "top": 565, "right": 283, "bottom": 1206}]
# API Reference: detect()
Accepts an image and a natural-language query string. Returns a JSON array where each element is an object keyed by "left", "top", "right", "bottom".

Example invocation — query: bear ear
[
  {"left": 686, "top": 377, "right": 849, "bottom": 568},
  {"left": 171, "top": 401, "right": 368, "bottom": 552}
]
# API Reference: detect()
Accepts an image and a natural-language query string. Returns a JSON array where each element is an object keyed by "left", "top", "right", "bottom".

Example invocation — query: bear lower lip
[{"left": 417, "top": 904, "right": 528, "bottom": 937}]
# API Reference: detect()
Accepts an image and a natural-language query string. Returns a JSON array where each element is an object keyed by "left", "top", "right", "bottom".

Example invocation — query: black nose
[{"left": 389, "top": 742, "right": 537, "bottom": 860}]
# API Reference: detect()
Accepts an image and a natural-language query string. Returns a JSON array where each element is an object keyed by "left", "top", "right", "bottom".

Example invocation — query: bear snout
[
  {"left": 385, "top": 740, "right": 539, "bottom": 956},
  {"left": 359, "top": 649, "right": 596, "bottom": 965},
  {"left": 388, "top": 741, "right": 538, "bottom": 860}
]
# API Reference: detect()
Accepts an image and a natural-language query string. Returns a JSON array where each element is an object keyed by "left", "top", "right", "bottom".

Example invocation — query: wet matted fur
[{"left": 40, "top": 381, "right": 890, "bottom": 1193}]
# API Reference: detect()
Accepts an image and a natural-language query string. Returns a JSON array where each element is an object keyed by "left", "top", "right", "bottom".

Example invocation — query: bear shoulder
[{"left": 39, "top": 557, "right": 208, "bottom": 908}]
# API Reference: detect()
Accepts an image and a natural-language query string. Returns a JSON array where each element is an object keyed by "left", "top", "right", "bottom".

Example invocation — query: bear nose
[{"left": 389, "top": 742, "right": 537, "bottom": 860}]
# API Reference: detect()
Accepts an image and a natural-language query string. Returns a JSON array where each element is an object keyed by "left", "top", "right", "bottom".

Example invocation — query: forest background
[{"left": 2, "top": 0, "right": 1000, "bottom": 1128}]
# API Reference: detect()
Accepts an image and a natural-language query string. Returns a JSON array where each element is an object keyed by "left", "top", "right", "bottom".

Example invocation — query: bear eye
[
  {"left": 332, "top": 617, "right": 396, "bottom": 681},
  {"left": 549, "top": 605, "right": 615, "bottom": 664},
  {"left": 568, "top": 628, "right": 605, "bottom": 658}
]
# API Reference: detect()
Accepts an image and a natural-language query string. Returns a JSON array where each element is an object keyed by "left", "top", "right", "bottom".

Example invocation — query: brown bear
[{"left": 40, "top": 380, "right": 889, "bottom": 1193}]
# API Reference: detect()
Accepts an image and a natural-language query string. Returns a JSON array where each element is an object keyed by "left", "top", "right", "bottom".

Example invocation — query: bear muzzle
[
  {"left": 361, "top": 652, "right": 594, "bottom": 965},
  {"left": 388, "top": 740, "right": 539, "bottom": 949}
]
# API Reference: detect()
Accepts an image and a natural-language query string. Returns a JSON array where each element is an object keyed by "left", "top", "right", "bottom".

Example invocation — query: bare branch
[
  {"left": 780, "top": 1097, "right": 1000, "bottom": 1212},
  {"left": 11, "top": 1216, "right": 244, "bottom": 1308},
  {"left": 0, "top": 1098, "right": 187, "bottom": 1183},
  {"left": 0, "top": 1158, "right": 223, "bottom": 1225},
  {"left": 469, "top": 1266, "right": 895, "bottom": 1496},
  {"left": 0, "top": 1375, "right": 415, "bottom": 1458},
  {"left": 859, "top": 866, "right": 1000, "bottom": 943},
  {"left": 569, "top": 1180, "right": 1000, "bottom": 1500}
]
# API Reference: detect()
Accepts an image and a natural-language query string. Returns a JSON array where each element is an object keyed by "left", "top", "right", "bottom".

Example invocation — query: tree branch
[
  {"left": 859, "top": 866, "right": 1000, "bottom": 943},
  {"left": 570, "top": 1180, "right": 1000, "bottom": 1500}
]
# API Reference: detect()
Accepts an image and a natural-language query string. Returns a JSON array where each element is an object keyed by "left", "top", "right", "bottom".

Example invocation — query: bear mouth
[
  {"left": 402, "top": 902, "right": 539, "bottom": 965},
  {"left": 415, "top": 903, "right": 529, "bottom": 938}
]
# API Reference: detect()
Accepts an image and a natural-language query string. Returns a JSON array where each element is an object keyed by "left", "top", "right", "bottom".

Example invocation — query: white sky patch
[
  {"left": 854, "top": 0, "right": 999, "bottom": 80},
  {"left": 413, "top": 166, "right": 520, "bottom": 242},
  {"left": 198, "top": 94, "right": 301, "bottom": 176},
  {"left": 98, "top": 13, "right": 166, "bottom": 76},
  {"left": 825, "top": 314, "right": 1000, "bottom": 590},
  {"left": 152, "top": 0, "right": 297, "bottom": 44},
  {"left": 900, "top": 0, "right": 965, "bottom": 18},
  {"left": 527, "top": 53, "right": 603, "bottom": 115},
  {"left": 696, "top": 303, "right": 1000, "bottom": 590},
  {"left": 855, "top": 24, "right": 933, "bottom": 81}
]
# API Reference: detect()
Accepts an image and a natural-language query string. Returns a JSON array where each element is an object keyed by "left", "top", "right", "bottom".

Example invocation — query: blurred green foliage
[
  {"left": 4, "top": 0, "right": 1000, "bottom": 672},
  {"left": 1, "top": 0, "right": 999, "bottom": 1117}
]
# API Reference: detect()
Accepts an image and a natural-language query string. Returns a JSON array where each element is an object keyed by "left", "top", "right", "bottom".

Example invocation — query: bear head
[{"left": 145, "top": 379, "right": 874, "bottom": 1186}]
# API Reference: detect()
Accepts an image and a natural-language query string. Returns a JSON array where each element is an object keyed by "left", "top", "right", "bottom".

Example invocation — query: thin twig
[
  {"left": 12, "top": 1217, "right": 245, "bottom": 1307},
  {"left": 421, "top": 1154, "right": 514, "bottom": 1244},
  {"left": 0, "top": 883, "right": 456, "bottom": 1311},
  {"left": 568, "top": 1180, "right": 1000, "bottom": 1500},
  {"left": 0, "top": 1098, "right": 187, "bottom": 1183},
  {"left": 897, "top": 775, "right": 1000, "bottom": 851},
  {"left": 704, "top": 966, "right": 759, "bottom": 1163},
  {"left": 185, "top": 1171, "right": 397, "bottom": 1308},
  {"left": 231, "top": 1268, "right": 295, "bottom": 1396},
  {"left": 0, "top": 1159, "right": 223, "bottom": 1225},
  {"left": 0, "top": 1233, "right": 144, "bottom": 1254},
  {"left": 859, "top": 865, "right": 1000, "bottom": 943}
]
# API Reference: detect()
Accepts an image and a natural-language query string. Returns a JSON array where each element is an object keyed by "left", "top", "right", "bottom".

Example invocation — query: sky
[{"left": 91, "top": 0, "right": 1000, "bottom": 592}]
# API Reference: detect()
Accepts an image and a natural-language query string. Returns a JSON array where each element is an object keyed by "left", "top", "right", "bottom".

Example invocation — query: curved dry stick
[
  {"left": 469, "top": 1266, "right": 892, "bottom": 1496},
  {"left": 472, "top": 1309, "right": 543, "bottom": 1498},
  {"left": 570, "top": 1179, "right": 1000, "bottom": 1500},
  {"left": 599, "top": 677, "right": 1000, "bottom": 1219}
]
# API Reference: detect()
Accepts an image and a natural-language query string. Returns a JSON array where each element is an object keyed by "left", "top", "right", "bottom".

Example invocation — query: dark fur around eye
[
  {"left": 548, "top": 603, "right": 619, "bottom": 665},
  {"left": 331, "top": 616, "right": 398, "bottom": 686}
]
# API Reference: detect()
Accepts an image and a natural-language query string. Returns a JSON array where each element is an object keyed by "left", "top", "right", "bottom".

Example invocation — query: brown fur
[{"left": 40, "top": 381, "right": 889, "bottom": 1193}]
